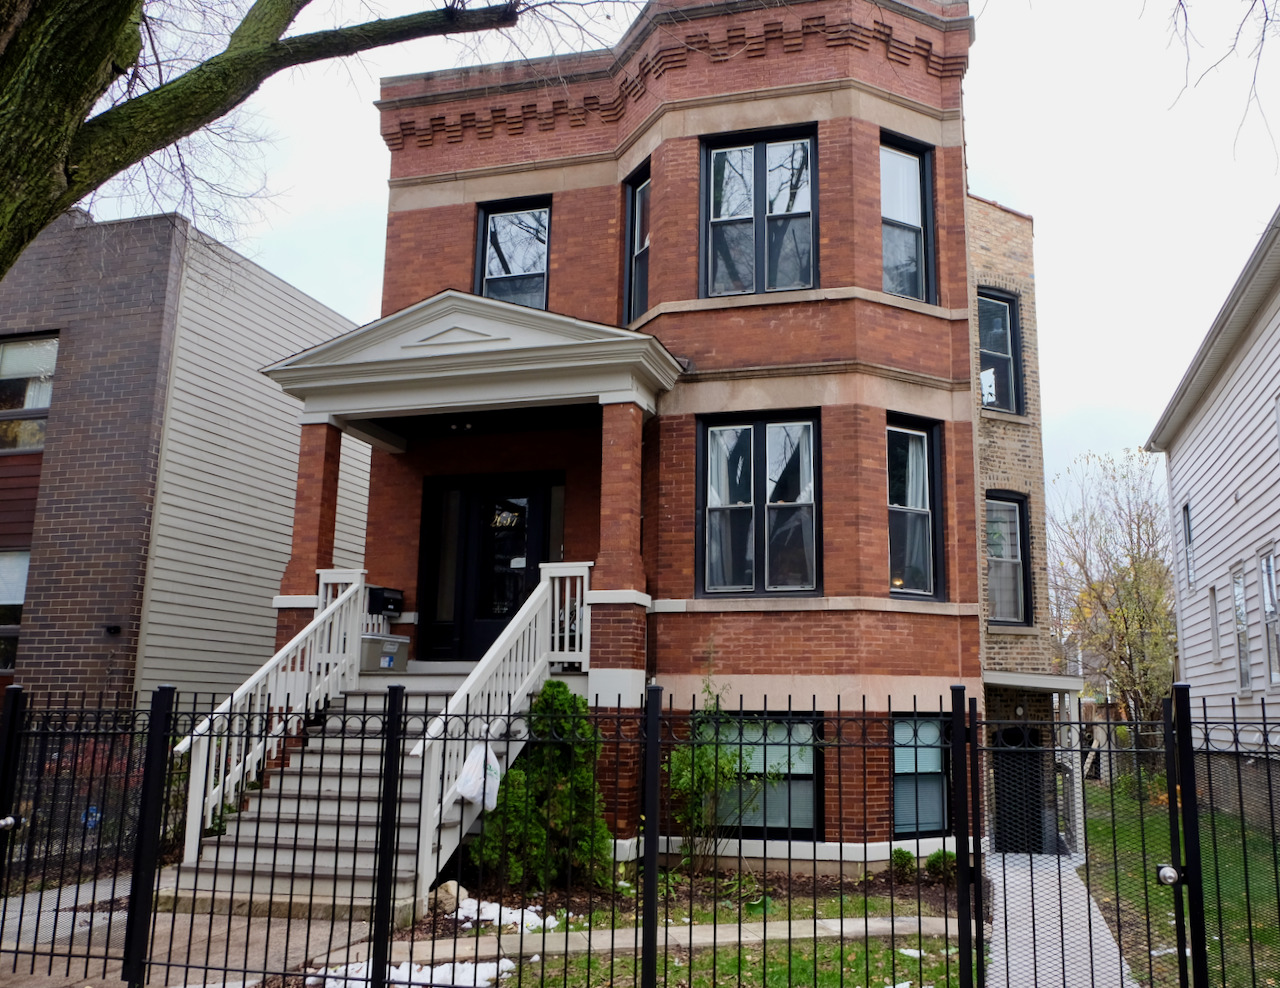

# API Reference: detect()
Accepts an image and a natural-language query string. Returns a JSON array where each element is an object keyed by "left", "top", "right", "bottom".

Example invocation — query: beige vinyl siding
[
  {"left": 1166, "top": 280, "right": 1280, "bottom": 720},
  {"left": 135, "top": 238, "right": 362, "bottom": 700}
]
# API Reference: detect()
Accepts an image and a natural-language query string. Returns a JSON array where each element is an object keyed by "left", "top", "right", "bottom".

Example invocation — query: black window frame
[
  {"left": 704, "top": 711, "right": 825, "bottom": 843},
  {"left": 977, "top": 288, "right": 1023, "bottom": 414},
  {"left": 880, "top": 132, "right": 935, "bottom": 304},
  {"left": 475, "top": 197, "right": 552, "bottom": 310},
  {"left": 886, "top": 413, "right": 945, "bottom": 601},
  {"left": 700, "top": 128, "right": 819, "bottom": 298},
  {"left": 892, "top": 713, "right": 950, "bottom": 839},
  {"left": 695, "top": 411, "right": 822, "bottom": 598},
  {"left": 985, "top": 490, "right": 1031, "bottom": 626},
  {"left": 624, "top": 164, "right": 651, "bottom": 323}
]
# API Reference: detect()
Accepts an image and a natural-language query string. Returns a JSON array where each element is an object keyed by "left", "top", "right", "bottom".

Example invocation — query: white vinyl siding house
[
  {"left": 135, "top": 238, "right": 368, "bottom": 698},
  {"left": 1148, "top": 206, "right": 1280, "bottom": 719}
]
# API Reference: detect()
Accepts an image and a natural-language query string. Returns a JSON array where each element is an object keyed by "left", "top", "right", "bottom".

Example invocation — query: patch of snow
[
  {"left": 451, "top": 897, "right": 559, "bottom": 931},
  {"left": 306, "top": 957, "right": 516, "bottom": 987}
]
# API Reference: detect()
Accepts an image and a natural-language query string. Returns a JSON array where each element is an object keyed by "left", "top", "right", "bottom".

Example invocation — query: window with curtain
[
  {"left": 626, "top": 173, "right": 651, "bottom": 322},
  {"left": 986, "top": 496, "right": 1027, "bottom": 623},
  {"left": 479, "top": 203, "right": 550, "bottom": 309},
  {"left": 706, "top": 134, "right": 815, "bottom": 297},
  {"left": 703, "top": 416, "right": 818, "bottom": 594},
  {"left": 0, "top": 550, "right": 29, "bottom": 669},
  {"left": 880, "top": 139, "right": 932, "bottom": 302},
  {"left": 893, "top": 717, "right": 947, "bottom": 836},
  {"left": 0, "top": 337, "right": 58, "bottom": 452},
  {"left": 887, "top": 424, "right": 935, "bottom": 595}
]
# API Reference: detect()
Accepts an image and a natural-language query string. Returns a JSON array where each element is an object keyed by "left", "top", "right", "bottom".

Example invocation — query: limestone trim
[
  {"left": 978, "top": 407, "right": 1033, "bottom": 426},
  {"left": 272, "top": 595, "right": 319, "bottom": 609},
  {"left": 655, "top": 673, "right": 985, "bottom": 711},
  {"left": 982, "top": 669, "right": 1085, "bottom": 693},
  {"left": 651, "top": 596, "right": 979, "bottom": 616},
  {"left": 586, "top": 589, "right": 653, "bottom": 607},
  {"left": 631, "top": 284, "right": 967, "bottom": 327},
  {"left": 986, "top": 623, "right": 1041, "bottom": 636}
]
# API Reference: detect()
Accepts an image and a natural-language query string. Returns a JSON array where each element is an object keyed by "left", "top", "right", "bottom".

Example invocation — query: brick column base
[{"left": 275, "top": 607, "right": 314, "bottom": 652}]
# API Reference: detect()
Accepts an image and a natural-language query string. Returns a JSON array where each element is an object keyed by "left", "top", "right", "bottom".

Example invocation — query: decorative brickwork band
[{"left": 381, "top": 15, "right": 967, "bottom": 151}]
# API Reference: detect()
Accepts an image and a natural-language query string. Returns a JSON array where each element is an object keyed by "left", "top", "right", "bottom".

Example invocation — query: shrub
[
  {"left": 925, "top": 849, "right": 957, "bottom": 886},
  {"left": 889, "top": 847, "right": 917, "bottom": 883},
  {"left": 469, "top": 681, "right": 613, "bottom": 889}
]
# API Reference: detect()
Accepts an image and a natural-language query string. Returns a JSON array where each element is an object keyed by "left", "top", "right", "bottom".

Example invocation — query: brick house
[
  {"left": 0, "top": 211, "right": 369, "bottom": 698},
  {"left": 263, "top": 0, "right": 1070, "bottom": 851}
]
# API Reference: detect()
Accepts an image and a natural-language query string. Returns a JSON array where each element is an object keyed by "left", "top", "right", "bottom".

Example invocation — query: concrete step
[
  {"left": 221, "top": 814, "right": 419, "bottom": 846},
  {"left": 199, "top": 840, "right": 419, "bottom": 874},
  {"left": 156, "top": 887, "right": 414, "bottom": 924},
  {"left": 169, "top": 863, "right": 416, "bottom": 902},
  {"left": 242, "top": 789, "right": 422, "bottom": 821},
  {"left": 274, "top": 747, "right": 425, "bottom": 775},
  {"left": 270, "top": 766, "right": 423, "bottom": 798}
]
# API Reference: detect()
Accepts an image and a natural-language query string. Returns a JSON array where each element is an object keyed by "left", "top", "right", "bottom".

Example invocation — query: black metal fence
[{"left": 0, "top": 682, "right": 1275, "bottom": 987}]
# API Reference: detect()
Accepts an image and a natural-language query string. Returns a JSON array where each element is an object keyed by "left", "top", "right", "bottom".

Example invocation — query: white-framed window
[
  {"left": 893, "top": 717, "right": 947, "bottom": 837},
  {"left": 986, "top": 495, "right": 1028, "bottom": 623},
  {"left": 1233, "top": 568, "right": 1252, "bottom": 690},
  {"left": 0, "top": 550, "right": 29, "bottom": 669},
  {"left": 1208, "top": 584, "right": 1222, "bottom": 663},
  {"left": 1261, "top": 552, "right": 1280, "bottom": 686},
  {"left": 479, "top": 203, "right": 550, "bottom": 309},
  {"left": 706, "top": 134, "right": 815, "bottom": 296},
  {"left": 0, "top": 337, "right": 58, "bottom": 452},
  {"left": 881, "top": 139, "right": 932, "bottom": 301},
  {"left": 701, "top": 417, "right": 818, "bottom": 594},
  {"left": 888, "top": 423, "right": 938, "bottom": 596},
  {"left": 1182, "top": 504, "right": 1196, "bottom": 590},
  {"left": 977, "top": 292, "right": 1020, "bottom": 413}
]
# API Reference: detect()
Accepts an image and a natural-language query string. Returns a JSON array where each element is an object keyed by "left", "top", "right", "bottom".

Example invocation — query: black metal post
[
  {"left": 1172, "top": 683, "right": 1210, "bottom": 988},
  {"left": 122, "top": 685, "right": 177, "bottom": 988},
  {"left": 950, "top": 685, "right": 973, "bottom": 988},
  {"left": 641, "top": 684, "right": 662, "bottom": 988},
  {"left": 370, "top": 684, "right": 406, "bottom": 988},
  {"left": 1162, "top": 696, "right": 1190, "bottom": 988},
  {"left": 969, "top": 696, "right": 985, "bottom": 988},
  {"left": 0, "top": 685, "right": 26, "bottom": 894}
]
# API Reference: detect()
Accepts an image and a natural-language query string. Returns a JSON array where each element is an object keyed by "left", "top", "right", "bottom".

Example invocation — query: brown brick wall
[{"left": 0, "top": 212, "right": 186, "bottom": 694}]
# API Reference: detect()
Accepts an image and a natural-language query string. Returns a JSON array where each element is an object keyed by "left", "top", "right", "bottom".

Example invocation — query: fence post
[
  {"left": 1172, "top": 683, "right": 1209, "bottom": 987},
  {"left": 968, "top": 697, "right": 985, "bottom": 988},
  {"left": 949, "top": 685, "right": 973, "bottom": 988},
  {"left": 122, "top": 685, "right": 177, "bottom": 988},
  {"left": 0, "top": 685, "right": 26, "bottom": 893},
  {"left": 370, "top": 684, "right": 406, "bottom": 988},
  {"left": 641, "top": 684, "right": 662, "bottom": 988}
]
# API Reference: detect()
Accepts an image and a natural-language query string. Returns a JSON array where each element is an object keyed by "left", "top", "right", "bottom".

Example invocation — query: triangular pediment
[{"left": 271, "top": 290, "right": 644, "bottom": 370}]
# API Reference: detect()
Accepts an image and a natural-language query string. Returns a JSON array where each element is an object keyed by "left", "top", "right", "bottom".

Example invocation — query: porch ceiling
[{"left": 264, "top": 291, "right": 683, "bottom": 446}]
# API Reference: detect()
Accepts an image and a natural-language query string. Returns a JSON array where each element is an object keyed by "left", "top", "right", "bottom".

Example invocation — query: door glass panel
[
  {"left": 435, "top": 490, "right": 461, "bottom": 621},
  {"left": 482, "top": 496, "right": 529, "bottom": 617}
]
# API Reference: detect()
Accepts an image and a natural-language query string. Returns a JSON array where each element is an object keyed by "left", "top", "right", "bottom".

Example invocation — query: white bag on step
[{"left": 457, "top": 743, "right": 501, "bottom": 811}]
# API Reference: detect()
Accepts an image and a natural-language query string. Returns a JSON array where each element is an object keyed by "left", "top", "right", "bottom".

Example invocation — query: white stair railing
[
  {"left": 175, "top": 569, "right": 366, "bottom": 863},
  {"left": 413, "top": 560, "right": 592, "bottom": 902}
]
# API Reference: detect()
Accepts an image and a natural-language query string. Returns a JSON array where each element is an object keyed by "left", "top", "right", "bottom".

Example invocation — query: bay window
[{"left": 887, "top": 421, "right": 940, "bottom": 596}]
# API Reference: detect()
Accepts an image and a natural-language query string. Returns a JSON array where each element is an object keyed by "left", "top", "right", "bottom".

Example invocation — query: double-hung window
[
  {"left": 978, "top": 292, "right": 1021, "bottom": 412},
  {"left": 0, "top": 337, "right": 58, "bottom": 452},
  {"left": 1233, "top": 568, "right": 1252, "bottom": 690},
  {"left": 887, "top": 421, "right": 940, "bottom": 596},
  {"left": 1182, "top": 504, "right": 1196, "bottom": 589},
  {"left": 1261, "top": 552, "right": 1280, "bottom": 685},
  {"left": 881, "top": 138, "right": 932, "bottom": 301},
  {"left": 986, "top": 494, "right": 1028, "bottom": 624},
  {"left": 706, "top": 135, "right": 815, "bottom": 296},
  {"left": 0, "top": 550, "right": 29, "bottom": 669},
  {"left": 479, "top": 202, "right": 550, "bottom": 309},
  {"left": 626, "top": 173, "right": 651, "bottom": 322},
  {"left": 714, "top": 716, "right": 820, "bottom": 840},
  {"left": 893, "top": 717, "right": 947, "bottom": 837},
  {"left": 701, "top": 416, "right": 818, "bottom": 594}
]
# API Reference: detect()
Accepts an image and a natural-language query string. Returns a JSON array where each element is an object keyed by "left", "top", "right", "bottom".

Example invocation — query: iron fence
[{"left": 0, "top": 682, "right": 1275, "bottom": 987}]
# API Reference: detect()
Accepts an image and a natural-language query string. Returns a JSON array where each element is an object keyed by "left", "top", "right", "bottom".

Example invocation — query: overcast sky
[{"left": 120, "top": 1, "right": 1280, "bottom": 484}]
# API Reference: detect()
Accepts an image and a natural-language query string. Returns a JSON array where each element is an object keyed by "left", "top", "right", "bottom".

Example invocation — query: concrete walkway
[{"left": 985, "top": 852, "right": 1142, "bottom": 988}]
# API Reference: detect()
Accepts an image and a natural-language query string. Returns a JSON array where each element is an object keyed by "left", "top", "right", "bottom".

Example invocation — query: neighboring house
[
  {"left": 0, "top": 211, "right": 370, "bottom": 699},
  {"left": 1148, "top": 204, "right": 1280, "bottom": 720},
  {"left": 262, "top": 0, "right": 1072, "bottom": 850}
]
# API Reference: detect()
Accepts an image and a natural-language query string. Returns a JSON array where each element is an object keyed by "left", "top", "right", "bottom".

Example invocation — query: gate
[{"left": 953, "top": 683, "right": 1280, "bottom": 987}]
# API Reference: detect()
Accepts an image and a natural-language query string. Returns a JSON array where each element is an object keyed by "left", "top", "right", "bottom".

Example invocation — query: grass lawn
[
  {"left": 1081, "top": 780, "right": 1280, "bottom": 986},
  {"left": 517, "top": 937, "right": 968, "bottom": 988}
]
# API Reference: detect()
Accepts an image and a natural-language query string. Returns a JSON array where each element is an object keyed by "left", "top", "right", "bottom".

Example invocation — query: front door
[{"left": 421, "top": 474, "right": 562, "bottom": 660}]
